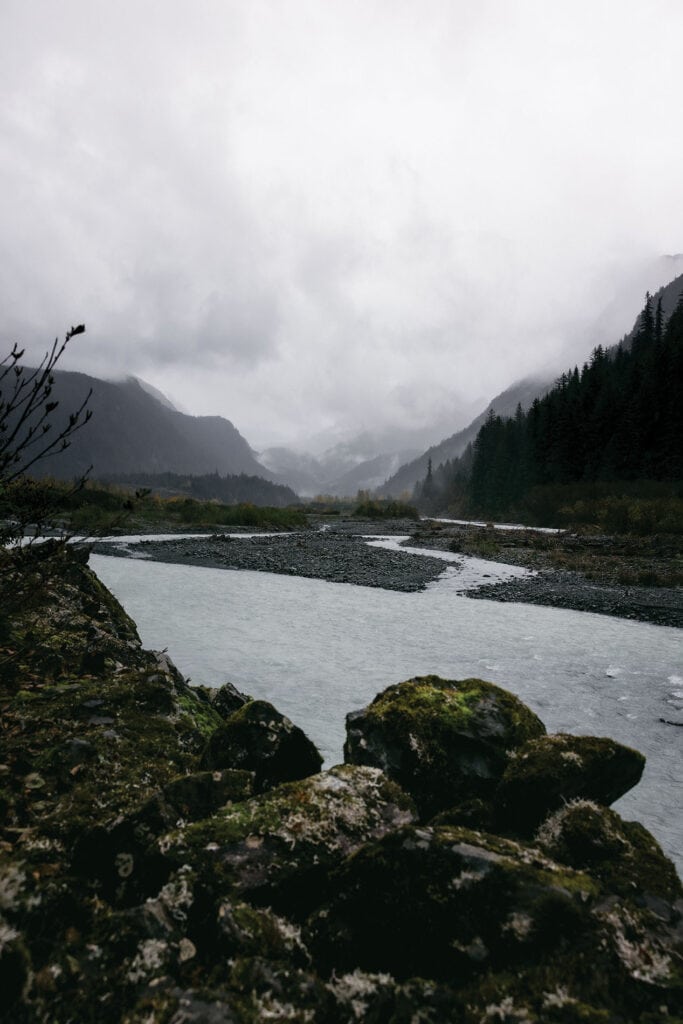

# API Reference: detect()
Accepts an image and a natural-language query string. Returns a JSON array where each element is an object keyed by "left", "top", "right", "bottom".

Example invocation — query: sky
[{"left": 2, "top": 1, "right": 683, "bottom": 452}]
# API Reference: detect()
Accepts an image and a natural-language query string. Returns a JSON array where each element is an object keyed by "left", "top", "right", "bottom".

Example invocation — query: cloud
[{"left": 1, "top": 0, "right": 683, "bottom": 448}]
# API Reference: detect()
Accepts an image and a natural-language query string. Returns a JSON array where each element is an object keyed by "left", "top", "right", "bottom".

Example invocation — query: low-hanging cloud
[{"left": 2, "top": 0, "right": 683, "bottom": 449}]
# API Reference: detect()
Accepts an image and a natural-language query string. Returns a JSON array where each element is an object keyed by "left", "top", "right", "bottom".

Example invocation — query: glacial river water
[{"left": 90, "top": 547, "right": 683, "bottom": 870}]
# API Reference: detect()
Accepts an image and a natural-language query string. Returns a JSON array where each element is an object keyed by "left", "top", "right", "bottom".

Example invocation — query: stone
[
  {"left": 495, "top": 734, "right": 646, "bottom": 835},
  {"left": 307, "top": 823, "right": 598, "bottom": 980},
  {"left": 159, "top": 764, "right": 417, "bottom": 918},
  {"left": 211, "top": 681, "right": 250, "bottom": 719},
  {"left": 200, "top": 699, "right": 323, "bottom": 791},
  {"left": 71, "top": 769, "right": 254, "bottom": 903},
  {"left": 344, "top": 676, "right": 546, "bottom": 817},
  {"left": 534, "top": 799, "right": 682, "bottom": 903}
]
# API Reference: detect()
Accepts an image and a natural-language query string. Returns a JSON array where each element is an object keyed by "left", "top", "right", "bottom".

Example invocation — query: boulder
[
  {"left": 344, "top": 676, "right": 546, "bottom": 817},
  {"left": 535, "top": 799, "right": 682, "bottom": 903},
  {"left": 307, "top": 824, "right": 683, "bottom": 1022},
  {"left": 495, "top": 734, "right": 646, "bottom": 835},
  {"left": 159, "top": 764, "right": 417, "bottom": 918},
  {"left": 200, "top": 699, "right": 323, "bottom": 791},
  {"left": 211, "top": 681, "right": 250, "bottom": 720},
  {"left": 307, "top": 824, "right": 598, "bottom": 980},
  {"left": 71, "top": 769, "right": 254, "bottom": 902}
]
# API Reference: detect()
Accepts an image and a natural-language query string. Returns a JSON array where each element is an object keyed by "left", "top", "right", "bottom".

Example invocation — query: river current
[{"left": 90, "top": 547, "right": 682, "bottom": 870}]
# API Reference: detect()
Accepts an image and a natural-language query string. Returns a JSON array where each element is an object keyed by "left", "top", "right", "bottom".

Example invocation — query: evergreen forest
[{"left": 416, "top": 291, "right": 683, "bottom": 528}]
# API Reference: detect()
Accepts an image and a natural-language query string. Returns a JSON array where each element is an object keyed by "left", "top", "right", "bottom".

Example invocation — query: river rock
[
  {"left": 344, "top": 676, "right": 546, "bottom": 817},
  {"left": 495, "top": 733, "right": 646, "bottom": 835},
  {"left": 307, "top": 824, "right": 683, "bottom": 1022},
  {"left": 199, "top": 699, "right": 323, "bottom": 791},
  {"left": 72, "top": 768, "right": 255, "bottom": 902},
  {"left": 158, "top": 764, "right": 417, "bottom": 917},
  {"left": 211, "top": 681, "right": 250, "bottom": 719},
  {"left": 534, "top": 799, "right": 683, "bottom": 903},
  {"left": 307, "top": 823, "right": 598, "bottom": 980}
]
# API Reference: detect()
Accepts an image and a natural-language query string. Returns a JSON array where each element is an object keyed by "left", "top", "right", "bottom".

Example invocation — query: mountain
[
  {"left": 377, "top": 376, "right": 552, "bottom": 498},
  {"left": 379, "top": 268, "right": 683, "bottom": 499},
  {"left": 25, "top": 370, "right": 277, "bottom": 483},
  {"left": 257, "top": 447, "right": 328, "bottom": 496},
  {"left": 260, "top": 440, "right": 422, "bottom": 497},
  {"left": 414, "top": 272, "right": 683, "bottom": 519},
  {"left": 259, "top": 415, "right": 480, "bottom": 498}
]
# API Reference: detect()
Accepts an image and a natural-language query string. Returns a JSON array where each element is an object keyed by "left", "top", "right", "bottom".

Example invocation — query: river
[{"left": 90, "top": 548, "right": 683, "bottom": 870}]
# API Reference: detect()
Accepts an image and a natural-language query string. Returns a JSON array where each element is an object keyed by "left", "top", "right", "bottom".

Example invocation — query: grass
[{"left": 1, "top": 477, "right": 308, "bottom": 535}]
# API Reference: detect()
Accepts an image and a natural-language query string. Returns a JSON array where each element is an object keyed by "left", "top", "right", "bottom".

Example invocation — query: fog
[{"left": 1, "top": 1, "right": 682, "bottom": 449}]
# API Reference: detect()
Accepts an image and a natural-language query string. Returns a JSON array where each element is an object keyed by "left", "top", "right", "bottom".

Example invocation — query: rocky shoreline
[
  {"left": 91, "top": 526, "right": 448, "bottom": 593},
  {"left": 406, "top": 521, "right": 683, "bottom": 629},
  {"left": 91, "top": 517, "right": 683, "bottom": 627},
  {"left": 1, "top": 543, "right": 681, "bottom": 1023}
]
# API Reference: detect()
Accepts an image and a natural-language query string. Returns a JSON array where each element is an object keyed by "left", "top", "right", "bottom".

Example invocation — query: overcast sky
[{"left": 2, "top": 1, "right": 683, "bottom": 450}]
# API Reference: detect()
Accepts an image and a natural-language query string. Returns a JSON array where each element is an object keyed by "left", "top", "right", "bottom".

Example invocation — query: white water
[{"left": 90, "top": 550, "right": 682, "bottom": 870}]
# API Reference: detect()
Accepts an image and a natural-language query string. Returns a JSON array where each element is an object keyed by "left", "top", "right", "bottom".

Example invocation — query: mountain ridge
[{"left": 25, "top": 369, "right": 280, "bottom": 484}]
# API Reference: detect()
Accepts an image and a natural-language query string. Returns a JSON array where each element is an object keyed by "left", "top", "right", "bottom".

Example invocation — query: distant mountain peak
[{"left": 125, "top": 375, "right": 184, "bottom": 413}]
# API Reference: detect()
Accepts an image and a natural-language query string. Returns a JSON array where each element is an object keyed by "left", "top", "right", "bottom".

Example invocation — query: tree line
[
  {"left": 101, "top": 470, "right": 299, "bottom": 508},
  {"left": 416, "top": 290, "right": 683, "bottom": 521}
]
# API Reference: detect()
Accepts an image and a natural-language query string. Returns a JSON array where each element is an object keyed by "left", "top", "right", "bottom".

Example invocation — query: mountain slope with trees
[
  {"left": 377, "top": 376, "right": 552, "bottom": 498},
  {"left": 416, "top": 275, "right": 683, "bottom": 524}
]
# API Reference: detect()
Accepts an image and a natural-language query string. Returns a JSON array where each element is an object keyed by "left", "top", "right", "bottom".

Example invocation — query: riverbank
[
  {"left": 406, "top": 521, "right": 683, "bottom": 629},
  {"left": 2, "top": 543, "right": 681, "bottom": 1023},
  {"left": 91, "top": 516, "right": 683, "bottom": 627},
  {"left": 91, "top": 524, "right": 447, "bottom": 592}
]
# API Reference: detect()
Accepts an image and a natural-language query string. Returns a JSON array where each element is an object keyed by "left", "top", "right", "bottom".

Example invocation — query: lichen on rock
[
  {"left": 344, "top": 675, "right": 546, "bottom": 817},
  {"left": 1, "top": 546, "right": 681, "bottom": 1024},
  {"left": 495, "top": 733, "right": 646, "bottom": 836}
]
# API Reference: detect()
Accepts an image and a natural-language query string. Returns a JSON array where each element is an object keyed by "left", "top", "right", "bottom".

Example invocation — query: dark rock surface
[
  {"left": 210, "top": 681, "right": 250, "bottom": 719},
  {"left": 199, "top": 698, "right": 323, "bottom": 791},
  {"left": 1, "top": 545, "right": 681, "bottom": 1024},
  {"left": 344, "top": 675, "right": 546, "bottom": 817},
  {"left": 495, "top": 732, "right": 646, "bottom": 835},
  {"left": 534, "top": 799, "right": 682, "bottom": 903}
]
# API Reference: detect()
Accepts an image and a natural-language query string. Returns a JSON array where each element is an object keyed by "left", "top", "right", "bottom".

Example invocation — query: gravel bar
[
  {"left": 465, "top": 571, "right": 683, "bottom": 628},
  {"left": 91, "top": 531, "right": 448, "bottom": 592}
]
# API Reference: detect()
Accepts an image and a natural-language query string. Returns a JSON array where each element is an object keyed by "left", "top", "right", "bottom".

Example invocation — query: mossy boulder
[
  {"left": 307, "top": 823, "right": 598, "bottom": 981},
  {"left": 2, "top": 542, "right": 148, "bottom": 685},
  {"left": 344, "top": 676, "right": 546, "bottom": 817},
  {"left": 200, "top": 699, "right": 323, "bottom": 791},
  {"left": 72, "top": 768, "right": 255, "bottom": 903},
  {"left": 535, "top": 799, "right": 683, "bottom": 903},
  {"left": 495, "top": 734, "right": 646, "bottom": 836},
  {"left": 307, "top": 825, "right": 683, "bottom": 1021},
  {"left": 158, "top": 765, "right": 417, "bottom": 918}
]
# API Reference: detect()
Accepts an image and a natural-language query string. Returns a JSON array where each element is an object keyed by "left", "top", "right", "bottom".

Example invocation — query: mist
[{"left": 2, "top": 0, "right": 683, "bottom": 449}]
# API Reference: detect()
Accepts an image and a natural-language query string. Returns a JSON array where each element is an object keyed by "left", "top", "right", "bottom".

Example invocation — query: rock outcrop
[{"left": 0, "top": 546, "right": 681, "bottom": 1023}]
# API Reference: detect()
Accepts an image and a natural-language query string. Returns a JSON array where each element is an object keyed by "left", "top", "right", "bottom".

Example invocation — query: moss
[
  {"left": 308, "top": 824, "right": 598, "bottom": 983},
  {"left": 496, "top": 734, "right": 646, "bottom": 836},
  {"left": 364, "top": 677, "right": 545, "bottom": 747},
  {"left": 535, "top": 801, "right": 682, "bottom": 902},
  {"left": 346, "top": 677, "right": 546, "bottom": 817},
  {"left": 160, "top": 766, "right": 416, "bottom": 917},
  {"left": 175, "top": 691, "right": 223, "bottom": 739}
]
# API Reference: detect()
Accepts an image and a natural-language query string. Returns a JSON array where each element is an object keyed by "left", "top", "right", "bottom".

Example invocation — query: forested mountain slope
[
  {"left": 419, "top": 277, "right": 683, "bottom": 520},
  {"left": 377, "top": 377, "right": 551, "bottom": 498}
]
